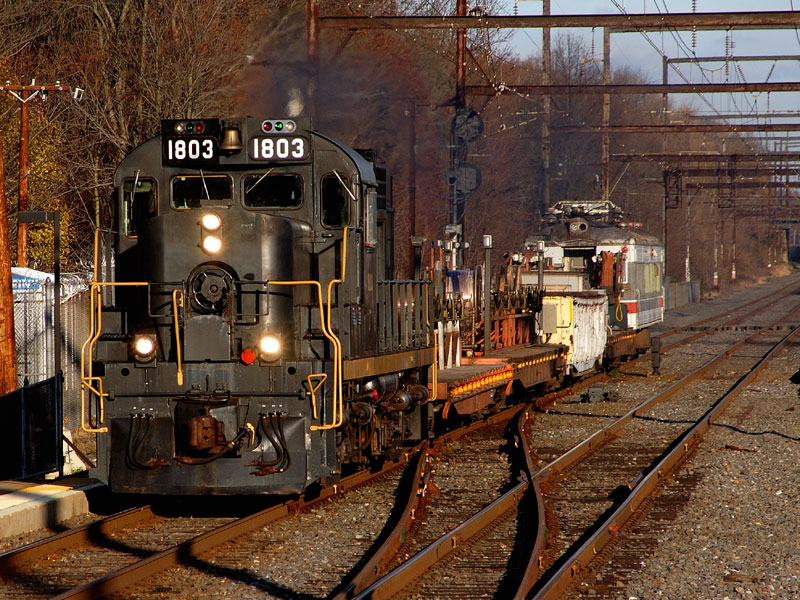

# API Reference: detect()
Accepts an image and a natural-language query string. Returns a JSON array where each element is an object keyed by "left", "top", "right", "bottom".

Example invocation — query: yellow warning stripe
[
  {"left": 609, "top": 333, "right": 636, "bottom": 344},
  {"left": 448, "top": 350, "right": 567, "bottom": 399}
]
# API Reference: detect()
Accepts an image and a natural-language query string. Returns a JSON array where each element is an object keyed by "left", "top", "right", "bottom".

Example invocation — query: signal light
[
  {"left": 261, "top": 120, "right": 297, "bottom": 133},
  {"left": 172, "top": 120, "right": 206, "bottom": 135}
]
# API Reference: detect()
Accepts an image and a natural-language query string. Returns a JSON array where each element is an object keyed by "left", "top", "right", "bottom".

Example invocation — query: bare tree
[{"left": 1, "top": 0, "right": 274, "bottom": 267}]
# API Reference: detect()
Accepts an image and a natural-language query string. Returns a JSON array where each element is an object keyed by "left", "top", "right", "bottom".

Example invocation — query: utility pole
[
  {"left": 542, "top": 0, "right": 551, "bottom": 209},
  {"left": 306, "top": 0, "right": 320, "bottom": 123},
  {"left": 446, "top": 0, "right": 470, "bottom": 268},
  {"left": 450, "top": 0, "right": 468, "bottom": 236},
  {"left": 602, "top": 27, "right": 610, "bottom": 202},
  {"left": 0, "top": 139, "right": 17, "bottom": 394},
  {"left": 1, "top": 80, "right": 72, "bottom": 268}
]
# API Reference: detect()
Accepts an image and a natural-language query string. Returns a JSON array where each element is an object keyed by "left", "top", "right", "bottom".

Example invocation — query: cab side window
[
  {"left": 122, "top": 178, "right": 157, "bottom": 237},
  {"left": 321, "top": 173, "right": 350, "bottom": 227}
]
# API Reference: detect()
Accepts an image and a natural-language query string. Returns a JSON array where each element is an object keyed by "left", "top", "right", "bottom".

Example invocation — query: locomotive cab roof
[{"left": 114, "top": 117, "right": 379, "bottom": 187}]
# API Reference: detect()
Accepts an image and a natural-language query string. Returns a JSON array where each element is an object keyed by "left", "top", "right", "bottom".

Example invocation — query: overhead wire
[
  {"left": 338, "top": 1, "right": 800, "bottom": 201},
  {"left": 608, "top": 0, "right": 799, "bottom": 201}
]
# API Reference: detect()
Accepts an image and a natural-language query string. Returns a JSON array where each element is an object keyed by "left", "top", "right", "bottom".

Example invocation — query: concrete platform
[{"left": 0, "top": 478, "right": 103, "bottom": 539}]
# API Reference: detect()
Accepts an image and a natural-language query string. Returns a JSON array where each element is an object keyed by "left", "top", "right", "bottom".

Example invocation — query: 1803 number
[
  {"left": 165, "top": 138, "right": 215, "bottom": 161},
  {"left": 251, "top": 137, "right": 308, "bottom": 161}
]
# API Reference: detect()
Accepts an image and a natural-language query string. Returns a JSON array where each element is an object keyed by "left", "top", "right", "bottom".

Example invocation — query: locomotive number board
[
  {"left": 249, "top": 136, "right": 310, "bottom": 162},
  {"left": 163, "top": 136, "right": 219, "bottom": 166}
]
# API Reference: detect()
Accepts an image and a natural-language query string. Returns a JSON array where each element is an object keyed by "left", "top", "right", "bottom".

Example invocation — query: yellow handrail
[
  {"left": 306, "top": 373, "right": 327, "bottom": 420},
  {"left": 172, "top": 290, "right": 184, "bottom": 386},
  {"left": 80, "top": 284, "right": 106, "bottom": 433},
  {"left": 81, "top": 231, "right": 147, "bottom": 432},
  {"left": 321, "top": 227, "right": 347, "bottom": 430},
  {"left": 81, "top": 281, "right": 149, "bottom": 432},
  {"left": 269, "top": 278, "right": 342, "bottom": 429}
]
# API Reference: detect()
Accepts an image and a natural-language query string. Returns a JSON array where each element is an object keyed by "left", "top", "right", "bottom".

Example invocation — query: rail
[
  {"left": 24, "top": 445, "right": 423, "bottom": 600},
  {"left": 348, "top": 405, "right": 539, "bottom": 599},
  {"left": 529, "top": 310, "right": 800, "bottom": 598}
]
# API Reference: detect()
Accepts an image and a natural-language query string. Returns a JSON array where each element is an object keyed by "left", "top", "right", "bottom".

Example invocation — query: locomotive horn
[{"left": 219, "top": 127, "right": 243, "bottom": 153}]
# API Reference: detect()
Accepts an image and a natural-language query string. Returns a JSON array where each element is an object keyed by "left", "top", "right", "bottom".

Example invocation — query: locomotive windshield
[
  {"left": 243, "top": 172, "right": 303, "bottom": 208},
  {"left": 171, "top": 174, "right": 232, "bottom": 209}
]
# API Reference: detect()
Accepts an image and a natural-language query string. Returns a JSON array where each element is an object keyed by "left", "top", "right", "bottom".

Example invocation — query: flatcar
[{"left": 81, "top": 117, "right": 435, "bottom": 495}]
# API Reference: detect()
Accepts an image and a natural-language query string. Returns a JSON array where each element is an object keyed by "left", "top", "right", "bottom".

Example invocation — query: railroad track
[
  {"left": 0, "top": 450, "right": 420, "bottom": 599},
  {"left": 2, "top": 277, "right": 798, "bottom": 598},
  {"left": 0, "top": 404, "right": 533, "bottom": 598},
  {"left": 344, "top": 406, "right": 540, "bottom": 599},
  {"left": 528, "top": 303, "right": 800, "bottom": 598},
  {"left": 343, "top": 283, "right": 800, "bottom": 598},
  {"left": 657, "top": 276, "right": 800, "bottom": 341}
]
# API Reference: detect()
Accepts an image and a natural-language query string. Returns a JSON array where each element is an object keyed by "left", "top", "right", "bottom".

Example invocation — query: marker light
[
  {"left": 258, "top": 334, "right": 281, "bottom": 358},
  {"left": 202, "top": 235, "right": 222, "bottom": 254},
  {"left": 133, "top": 335, "right": 156, "bottom": 358},
  {"left": 240, "top": 348, "right": 257, "bottom": 365},
  {"left": 201, "top": 212, "right": 222, "bottom": 231},
  {"left": 261, "top": 120, "right": 297, "bottom": 133},
  {"left": 174, "top": 121, "right": 186, "bottom": 134}
]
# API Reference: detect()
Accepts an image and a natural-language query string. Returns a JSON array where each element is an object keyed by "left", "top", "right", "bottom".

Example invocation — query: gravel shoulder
[
  {"left": 569, "top": 272, "right": 800, "bottom": 600},
  {"left": 615, "top": 349, "right": 800, "bottom": 600}
]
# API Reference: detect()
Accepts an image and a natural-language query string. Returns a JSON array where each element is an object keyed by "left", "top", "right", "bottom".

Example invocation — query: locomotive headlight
[
  {"left": 200, "top": 212, "right": 222, "bottom": 231},
  {"left": 133, "top": 335, "right": 156, "bottom": 359},
  {"left": 258, "top": 334, "right": 281, "bottom": 359},
  {"left": 202, "top": 234, "right": 222, "bottom": 254}
]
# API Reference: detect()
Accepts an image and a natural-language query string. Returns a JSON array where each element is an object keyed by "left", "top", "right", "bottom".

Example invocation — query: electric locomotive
[
  {"left": 82, "top": 117, "right": 434, "bottom": 495},
  {"left": 520, "top": 200, "right": 664, "bottom": 365}
]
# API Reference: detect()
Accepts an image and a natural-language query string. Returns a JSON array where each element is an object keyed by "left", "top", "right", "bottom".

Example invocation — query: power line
[{"left": 1, "top": 80, "right": 74, "bottom": 268}]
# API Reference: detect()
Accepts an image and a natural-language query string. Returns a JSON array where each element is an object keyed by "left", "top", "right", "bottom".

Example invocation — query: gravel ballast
[{"left": 565, "top": 272, "right": 800, "bottom": 600}]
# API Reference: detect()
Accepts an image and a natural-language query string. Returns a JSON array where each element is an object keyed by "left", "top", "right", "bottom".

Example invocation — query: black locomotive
[{"left": 82, "top": 117, "right": 434, "bottom": 494}]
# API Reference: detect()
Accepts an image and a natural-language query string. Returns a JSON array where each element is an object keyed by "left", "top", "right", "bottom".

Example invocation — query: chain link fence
[{"left": 13, "top": 271, "right": 90, "bottom": 432}]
